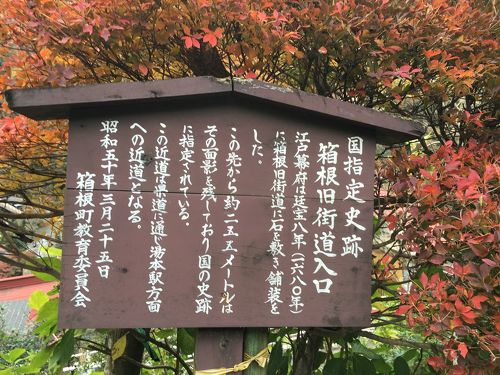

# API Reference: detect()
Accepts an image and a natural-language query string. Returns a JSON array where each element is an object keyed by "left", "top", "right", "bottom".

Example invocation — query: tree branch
[{"left": 358, "top": 331, "right": 440, "bottom": 352}]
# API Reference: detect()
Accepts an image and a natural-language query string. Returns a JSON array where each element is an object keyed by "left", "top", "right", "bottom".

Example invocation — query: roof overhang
[{"left": 5, "top": 76, "right": 424, "bottom": 145}]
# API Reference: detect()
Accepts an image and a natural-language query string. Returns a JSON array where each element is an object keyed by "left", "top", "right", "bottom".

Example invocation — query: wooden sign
[{"left": 5, "top": 77, "right": 423, "bottom": 329}]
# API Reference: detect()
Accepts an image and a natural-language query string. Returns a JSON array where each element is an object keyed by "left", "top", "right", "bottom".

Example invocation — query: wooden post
[
  {"left": 243, "top": 328, "right": 268, "bottom": 375},
  {"left": 108, "top": 329, "right": 145, "bottom": 375},
  {"left": 195, "top": 328, "right": 245, "bottom": 374}
]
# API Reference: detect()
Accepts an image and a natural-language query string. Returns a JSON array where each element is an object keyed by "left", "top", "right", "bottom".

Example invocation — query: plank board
[{"left": 59, "top": 100, "right": 375, "bottom": 328}]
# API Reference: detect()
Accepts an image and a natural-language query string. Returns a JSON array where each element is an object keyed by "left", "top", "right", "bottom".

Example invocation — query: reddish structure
[{"left": 0, "top": 274, "right": 56, "bottom": 332}]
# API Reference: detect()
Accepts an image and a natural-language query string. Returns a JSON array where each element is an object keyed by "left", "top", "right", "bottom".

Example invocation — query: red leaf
[
  {"left": 428, "top": 356, "right": 445, "bottom": 369},
  {"left": 399, "top": 64, "right": 412, "bottom": 73},
  {"left": 138, "top": 64, "right": 148, "bottom": 75},
  {"left": 482, "top": 258, "right": 496, "bottom": 267},
  {"left": 469, "top": 244, "right": 488, "bottom": 258},
  {"left": 458, "top": 343, "right": 468, "bottom": 358},
  {"left": 395, "top": 305, "right": 412, "bottom": 315},
  {"left": 83, "top": 24, "right": 93, "bottom": 34},
  {"left": 419, "top": 272, "right": 429, "bottom": 288},
  {"left": 99, "top": 28, "right": 110, "bottom": 41},
  {"left": 421, "top": 182, "right": 441, "bottom": 199},
  {"left": 471, "top": 295, "right": 488, "bottom": 309},
  {"left": 318, "top": 46, "right": 327, "bottom": 54},
  {"left": 420, "top": 168, "right": 437, "bottom": 181},
  {"left": 429, "top": 254, "right": 445, "bottom": 265},
  {"left": 461, "top": 309, "right": 478, "bottom": 324},
  {"left": 191, "top": 36, "right": 201, "bottom": 48},
  {"left": 453, "top": 262, "right": 463, "bottom": 276},
  {"left": 245, "top": 71, "right": 257, "bottom": 79},
  {"left": 182, "top": 36, "right": 192, "bottom": 48},
  {"left": 203, "top": 33, "right": 217, "bottom": 47}
]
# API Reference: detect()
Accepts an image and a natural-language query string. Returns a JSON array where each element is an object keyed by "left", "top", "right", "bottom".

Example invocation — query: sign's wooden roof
[{"left": 5, "top": 76, "right": 424, "bottom": 145}]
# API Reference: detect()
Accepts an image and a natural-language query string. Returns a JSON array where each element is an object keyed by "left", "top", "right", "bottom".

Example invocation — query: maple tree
[{"left": 0, "top": 0, "right": 498, "bottom": 374}]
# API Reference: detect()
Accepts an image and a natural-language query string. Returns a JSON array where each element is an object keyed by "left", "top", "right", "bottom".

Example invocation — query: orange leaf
[
  {"left": 424, "top": 49, "right": 441, "bottom": 59},
  {"left": 214, "top": 27, "right": 223, "bottom": 38},
  {"left": 458, "top": 343, "right": 468, "bottom": 358},
  {"left": 283, "top": 43, "right": 297, "bottom": 54},
  {"left": 39, "top": 47, "right": 51, "bottom": 60}
]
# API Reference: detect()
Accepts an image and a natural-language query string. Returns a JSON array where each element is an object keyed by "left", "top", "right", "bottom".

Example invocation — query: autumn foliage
[{"left": 0, "top": 0, "right": 498, "bottom": 373}]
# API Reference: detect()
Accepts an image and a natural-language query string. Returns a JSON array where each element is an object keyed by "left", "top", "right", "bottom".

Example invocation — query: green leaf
[
  {"left": 48, "top": 330, "right": 75, "bottom": 373},
  {"left": 278, "top": 354, "right": 289, "bottom": 375},
  {"left": 184, "top": 328, "right": 197, "bottom": 338},
  {"left": 28, "top": 291, "right": 49, "bottom": 311},
  {"left": 267, "top": 341, "right": 283, "bottom": 375},
  {"left": 394, "top": 356, "right": 411, "bottom": 375},
  {"left": 31, "top": 269, "right": 58, "bottom": 282},
  {"left": 44, "top": 247, "right": 62, "bottom": 257},
  {"left": 37, "top": 298, "right": 58, "bottom": 322},
  {"left": 323, "top": 358, "right": 346, "bottom": 375},
  {"left": 2, "top": 348, "right": 26, "bottom": 363},
  {"left": 177, "top": 328, "right": 195, "bottom": 355},
  {"left": 34, "top": 299, "right": 58, "bottom": 336},
  {"left": 34, "top": 317, "right": 57, "bottom": 337},
  {"left": 31, "top": 255, "right": 61, "bottom": 282},
  {"left": 313, "top": 351, "right": 327, "bottom": 370},
  {"left": 351, "top": 341, "right": 381, "bottom": 360},
  {"left": 372, "top": 358, "right": 392, "bottom": 373},
  {"left": 402, "top": 349, "right": 419, "bottom": 362},
  {"left": 154, "top": 328, "right": 175, "bottom": 339},
  {"left": 28, "top": 348, "right": 52, "bottom": 371},
  {"left": 10, "top": 365, "right": 38, "bottom": 375},
  {"left": 353, "top": 354, "right": 376, "bottom": 375}
]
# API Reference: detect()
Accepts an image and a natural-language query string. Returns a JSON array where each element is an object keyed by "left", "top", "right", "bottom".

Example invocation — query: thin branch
[
  {"left": 131, "top": 330, "right": 193, "bottom": 375},
  {"left": 0, "top": 253, "right": 59, "bottom": 278},
  {"left": 0, "top": 211, "right": 61, "bottom": 219},
  {"left": 358, "top": 331, "right": 440, "bottom": 352},
  {"left": 120, "top": 355, "right": 177, "bottom": 372}
]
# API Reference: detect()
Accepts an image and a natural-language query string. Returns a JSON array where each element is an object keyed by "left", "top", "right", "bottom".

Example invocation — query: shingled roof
[{"left": 5, "top": 76, "right": 424, "bottom": 145}]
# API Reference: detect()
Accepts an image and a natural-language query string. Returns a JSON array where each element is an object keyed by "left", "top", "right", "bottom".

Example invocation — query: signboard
[{"left": 60, "top": 100, "right": 375, "bottom": 328}]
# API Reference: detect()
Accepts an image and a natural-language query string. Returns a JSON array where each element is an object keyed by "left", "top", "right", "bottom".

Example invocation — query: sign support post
[
  {"left": 195, "top": 328, "right": 245, "bottom": 374},
  {"left": 243, "top": 328, "right": 268, "bottom": 375},
  {"left": 194, "top": 328, "right": 267, "bottom": 374}
]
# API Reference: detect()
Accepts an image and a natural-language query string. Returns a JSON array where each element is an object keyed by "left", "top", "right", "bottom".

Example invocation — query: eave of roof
[{"left": 5, "top": 76, "right": 424, "bottom": 145}]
